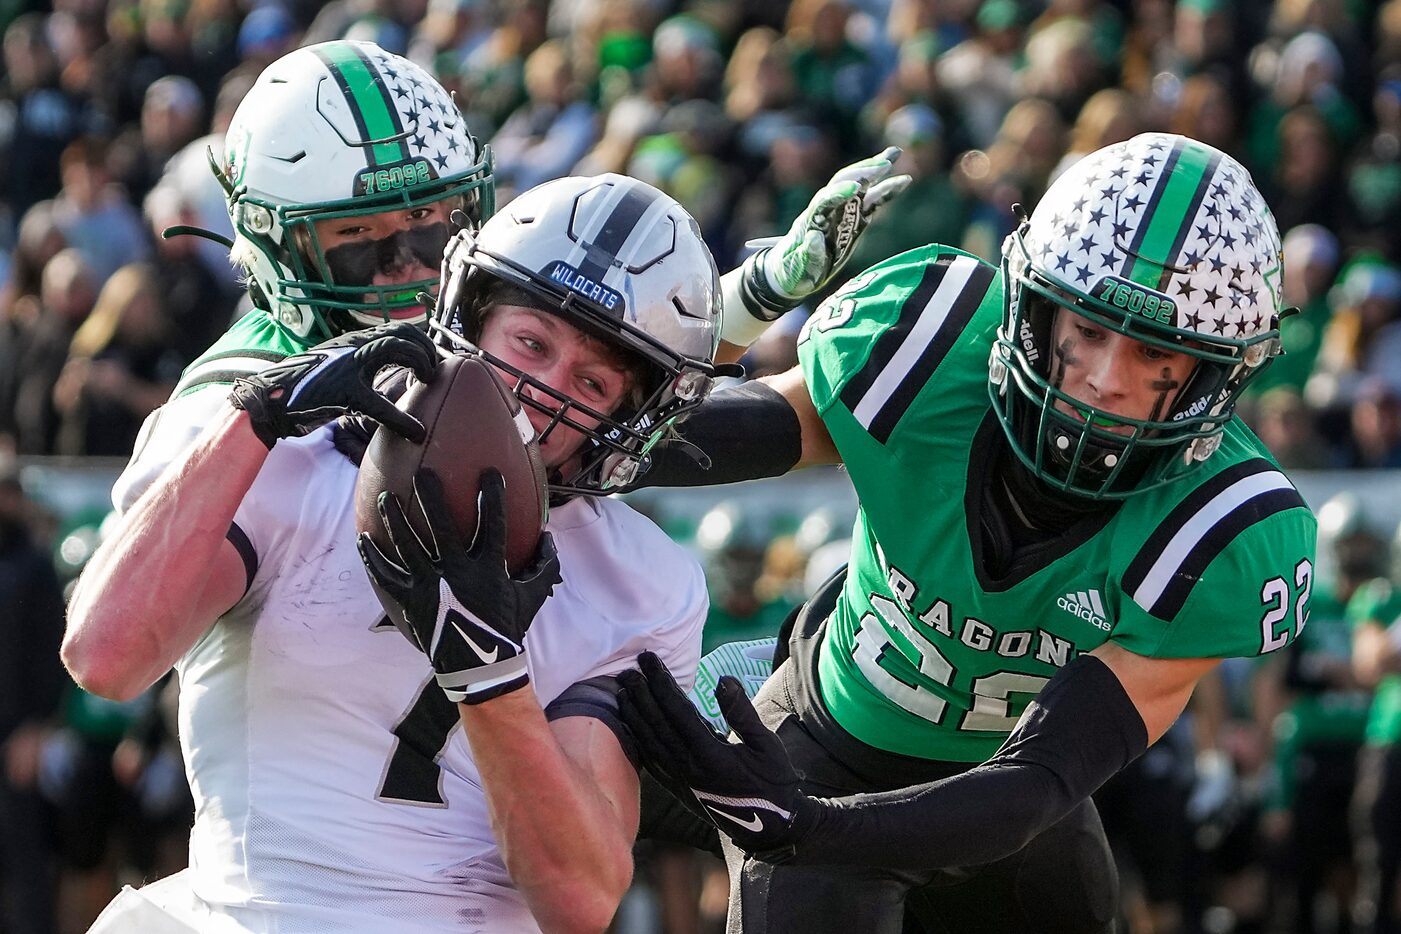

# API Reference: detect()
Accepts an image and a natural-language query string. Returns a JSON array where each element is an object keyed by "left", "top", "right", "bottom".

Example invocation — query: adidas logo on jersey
[{"left": 1057, "top": 589, "right": 1110, "bottom": 631}]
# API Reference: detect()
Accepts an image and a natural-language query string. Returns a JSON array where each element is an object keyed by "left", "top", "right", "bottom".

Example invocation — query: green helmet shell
[
  {"left": 222, "top": 40, "right": 494, "bottom": 340},
  {"left": 990, "top": 133, "right": 1284, "bottom": 499}
]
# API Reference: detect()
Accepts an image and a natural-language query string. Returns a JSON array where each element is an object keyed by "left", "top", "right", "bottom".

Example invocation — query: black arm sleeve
[
  {"left": 790, "top": 654, "right": 1149, "bottom": 869},
  {"left": 627, "top": 380, "right": 803, "bottom": 489}
]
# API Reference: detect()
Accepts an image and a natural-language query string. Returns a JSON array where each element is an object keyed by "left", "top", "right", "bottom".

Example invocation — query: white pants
[{"left": 87, "top": 870, "right": 267, "bottom": 934}]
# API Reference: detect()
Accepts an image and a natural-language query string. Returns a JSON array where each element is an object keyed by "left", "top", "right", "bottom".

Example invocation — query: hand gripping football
[{"left": 355, "top": 353, "right": 549, "bottom": 635}]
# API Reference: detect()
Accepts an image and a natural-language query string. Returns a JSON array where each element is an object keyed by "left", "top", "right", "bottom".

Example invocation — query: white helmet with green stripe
[
  {"left": 991, "top": 132, "right": 1284, "bottom": 499},
  {"left": 221, "top": 40, "right": 493, "bottom": 340}
]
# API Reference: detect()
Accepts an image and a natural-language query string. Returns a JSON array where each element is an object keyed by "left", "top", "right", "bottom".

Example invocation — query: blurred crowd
[{"left": 4, "top": 0, "right": 1401, "bottom": 931}]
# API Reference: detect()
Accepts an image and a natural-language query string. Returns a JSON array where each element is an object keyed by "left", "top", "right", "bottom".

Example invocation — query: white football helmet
[
  {"left": 434, "top": 174, "right": 726, "bottom": 495},
  {"left": 221, "top": 40, "right": 493, "bottom": 340},
  {"left": 991, "top": 132, "right": 1285, "bottom": 498}
]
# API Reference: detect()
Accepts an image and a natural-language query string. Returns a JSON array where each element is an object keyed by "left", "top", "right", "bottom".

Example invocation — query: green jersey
[
  {"left": 1347, "top": 578, "right": 1401, "bottom": 746},
  {"left": 112, "top": 310, "right": 313, "bottom": 513},
  {"left": 797, "top": 245, "right": 1317, "bottom": 762}
]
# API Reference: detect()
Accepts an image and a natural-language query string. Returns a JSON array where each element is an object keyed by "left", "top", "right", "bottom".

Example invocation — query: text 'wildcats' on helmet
[
  {"left": 433, "top": 173, "right": 725, "bottom": 495},
  {"left": 222, "top": 40, "right": 493, "bottom": 340},
  {"left": 991, "top": 132, "right": 1285, "bottom": 499}
]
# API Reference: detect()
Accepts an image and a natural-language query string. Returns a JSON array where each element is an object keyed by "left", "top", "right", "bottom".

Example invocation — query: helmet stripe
[
  {"left": 314, "top": 44, "right": 409, "bottom": 168},
  {"left": 574, "top": 180, "right": 657, "bottom": 286},
  {"left": 1122, "top": 139, "right": 1217, "bottom": 289}
]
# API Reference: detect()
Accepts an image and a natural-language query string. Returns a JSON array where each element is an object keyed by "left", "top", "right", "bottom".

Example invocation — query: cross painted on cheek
[
  {"left": 1052, "top": 337, "right": 1077, "bottom": 389},
  {"left": 1146, "top": 368, "right": 1181, "bottom": 422}
]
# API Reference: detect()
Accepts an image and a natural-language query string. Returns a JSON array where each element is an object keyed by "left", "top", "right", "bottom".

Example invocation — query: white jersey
[
  {"left": 176, "top": 427, "right": 706, "bottom": 933},
  {"left": 114, "top": 387, "right": 229, "bottom": 513}
]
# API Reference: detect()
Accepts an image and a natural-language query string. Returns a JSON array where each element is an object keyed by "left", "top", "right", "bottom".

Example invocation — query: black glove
[
  {"left": 357, "top": 467, "right": 562, "bottom": 704},
  {"left": 228, "top": 322, "right": 436, "bottom": 448},
  {"left": 618, "top": 651, "right": 815, "bottom": 859}
]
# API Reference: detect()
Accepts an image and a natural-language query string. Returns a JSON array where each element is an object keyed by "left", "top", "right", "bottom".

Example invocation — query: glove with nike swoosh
[
  {"left": 618, "top": 651, "right": 817, "bottom": 860},
  {"left": 357, "top": 467, "right": 562, "bottom": 704}
]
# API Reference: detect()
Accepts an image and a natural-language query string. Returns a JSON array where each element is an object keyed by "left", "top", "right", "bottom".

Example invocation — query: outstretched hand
[
  {"left": 618, "top": 651, "right": 813, "bottom": 858},
  {"left": 764, "top": 146, "right": 912, "bottom": 301}
]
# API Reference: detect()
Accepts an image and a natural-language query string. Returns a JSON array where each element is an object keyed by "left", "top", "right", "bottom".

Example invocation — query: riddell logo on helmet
[
  {"left": 1018, "top": 315, "right": 1040, "bottom": 364},
  {"left": 355, "top": 160, "right": 435, "bottom": 195},
  {"left": 1171, "top": 394, "right": 1212, "bottom": 421}
]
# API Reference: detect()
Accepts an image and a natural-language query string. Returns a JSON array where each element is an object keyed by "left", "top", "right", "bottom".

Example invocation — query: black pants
[
  {"left": 722, "top": 573, "right": 1119, "bottom": 934},
  {"left": 1355, "top": 743, "right": 1401, "bottom": 934}
]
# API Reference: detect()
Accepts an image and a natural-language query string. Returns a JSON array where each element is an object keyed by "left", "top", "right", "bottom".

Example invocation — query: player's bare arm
[
  {"left": 65, "top": 323, "right": 435, "bottom": 700},
  {"left": 64, "top": 404, "right": 265, "bottom": 700},
  {"left": 463, "top": 697, "right": 640, "bottom": 934}
]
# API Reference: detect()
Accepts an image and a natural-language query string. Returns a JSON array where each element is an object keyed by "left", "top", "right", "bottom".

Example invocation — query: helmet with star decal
[
  {"left": 221, "top": 40, "right": 493, "bottom": 340},
  {"left": 989, "top": 132, "right": 1284, "bottom": 499}
]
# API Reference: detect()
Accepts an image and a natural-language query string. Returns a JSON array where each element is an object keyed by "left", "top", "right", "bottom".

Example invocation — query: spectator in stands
[
  {"left": 489, "top": 39, "right": 598, "bottom": 202},
  {"left": 724, "top": 28, "right": 808, "bottom": 173},
  {"left": 150, "top": 70, "right": 251, "bottom": 296},
  {"left": 1308, "top": 261, "right": 1401, "bottom": 425},
  {"left": 51, "top": 136, "right": 150, "bottom": 284},
  {"left": 0, "top": 201, "right": 67, "bottom": 323},
  {"left": 785, "top": 0, "right": 876, "bottom": 151},
  {"left": 51, "top": 263, "right": 183, "bottom": 457},
  {"left": 646, "top": 13, "right": 725, "bottom": 110},
  {"left": 1248, "top": 224, "right": 1341, "bottom": 398},
  {"left": 1246, "top": 30, "right": 1361, "bottom": 180},
  {"left": 935, "top": 0, "right": 1022, "bottom": 150},
  {"left": 859, "top": 30, "right": 947, "bottom": 155},
  {"left": 1341, "top": 67, "right": 1401, "bottom": 262},
  {"left": 142, "top": 185, "right": 238, "bottom": 363},
  {"left": 1262, "top": 492, "right": 1377, "bottom": 933},
  {"left": 1340, "top": 378, "right": 1401, "bottom": 469},
  {"left": 447, "top": 0, "right": 549, "bottom": 140},
  {"left": 1348, "top": 541, "right": 1401, "bottom": 934},
  {"left": 1247, "top": 387, "right": 1333, "bottom": 470},
  {"left": 1169, "top": 73, "right": 1242, "bottom": 171},
  {"left": 1051, "top": 86, "right": 1142, "bottom": 180},
  {"left": 1269, "top": 105, "right": 1349, "bottom": 235},
  {"left": 628, "top": 99, "right": 735, "bottom": 246},
  {"left": 234, "top": 5, "right": 300, "bottom": 73},
  {"left": 957, "top": 97, "right": 1066, "bottom": 261},
  {"left": 1019, "top": 16, "right": 1109, "bottom": 125},
  {"left": 572, "top": 94, "right": 659, "bottom": 178},
  {"left": 844, "top": 103, "right": 969, "bottom": 275},
  {"left": 0, "top": 14, "right": 101, "bottom": 224},
  {"left": 11, "top": 249, "right": 96, "bottom": 454},
  {"left": 109, "top": 75, "right": 206, "bottom": 205},
  {"left": 0, "top": 453, "right": 68, "bottom": 934}
]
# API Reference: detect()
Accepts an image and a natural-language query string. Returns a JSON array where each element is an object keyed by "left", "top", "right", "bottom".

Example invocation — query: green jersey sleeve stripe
[
  {"left": 1124, "top": 457, "right": 1271, "bottom": 593},
  {"left": 1125, "top": 461, "right": 1301, "bottom": 617},
  {"left": 174, "top": 351, "right": 291, "bottom": 395},
  {"left": 839, "top": 255, "right": 993, "bottom": 443},
  {"left": 1151, "top": 487, "right": 1305, "bottom": 621}
]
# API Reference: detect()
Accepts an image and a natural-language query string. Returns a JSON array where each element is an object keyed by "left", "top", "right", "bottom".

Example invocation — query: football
[{"left": 355, "top": 353, "right": 549, "bottom": 634}]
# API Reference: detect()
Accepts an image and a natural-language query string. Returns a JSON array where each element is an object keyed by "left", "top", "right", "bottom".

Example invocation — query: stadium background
[{"left": 4, "top": 0, "right": 1401, "bottom": 930}]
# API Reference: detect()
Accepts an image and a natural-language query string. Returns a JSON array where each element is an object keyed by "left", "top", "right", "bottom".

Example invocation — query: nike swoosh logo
[
  {"left": 449, "top": 618, "right": 499, "bottom": 664},
  {"left": 707, "top": 806, "right": 764, "bottom": 833}
]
